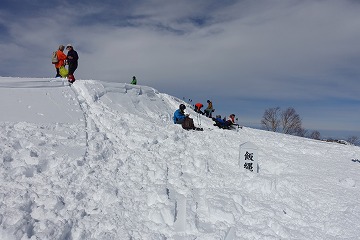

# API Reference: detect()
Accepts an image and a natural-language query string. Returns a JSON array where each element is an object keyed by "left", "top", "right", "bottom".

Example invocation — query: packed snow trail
[
  {"left": 68, "top": 80, "right": 228, "bottom": 239},
  {"left": 69, "top": 80, "right": 360, "bottom": 239},
  {"left": 0, "top": 77, "right": 359, "bottom": 240}
]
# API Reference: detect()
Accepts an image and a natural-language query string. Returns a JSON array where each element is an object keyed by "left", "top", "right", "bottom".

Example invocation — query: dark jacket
[
  {"left": 67, "top": 49, "right": 79, "bottom": 64},
  {"left": 67, "top": 49, "right": 79, "bottom": 75}
]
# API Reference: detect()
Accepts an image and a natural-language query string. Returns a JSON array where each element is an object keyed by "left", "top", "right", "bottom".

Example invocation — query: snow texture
[{"left": 0, "top": 77, "right": 359, "bottom": 240}]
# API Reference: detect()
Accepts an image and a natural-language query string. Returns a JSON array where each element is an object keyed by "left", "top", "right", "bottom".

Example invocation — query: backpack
[
  {"left": 51, "top": 51, "right": 58, "bottom": 64},
  {"left": 59, "top": 66, "right": 68, "bottom": 77},
  {"left": 182, "top": 117, "right": 195, "bottom": 130}
]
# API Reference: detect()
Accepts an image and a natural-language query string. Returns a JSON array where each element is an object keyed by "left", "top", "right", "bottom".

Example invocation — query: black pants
[
  {"left": 194, "top": 107, "right": 204, "bottom": 115},
  {"left": 68, "top": 62, "right": 78, "bottom": 75},
  {"left": 55, "top": 68, "right": 61, "bottom": 77}
]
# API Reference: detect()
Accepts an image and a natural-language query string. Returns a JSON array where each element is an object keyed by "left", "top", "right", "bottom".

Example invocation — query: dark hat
[{"left": 179, "top": 104, "right": 186, "bottom": 110}]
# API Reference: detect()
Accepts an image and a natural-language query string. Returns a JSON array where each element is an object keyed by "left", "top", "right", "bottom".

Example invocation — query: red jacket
[
  {"left": 228, "top": 115, "right": 235, "bottom": 124},
  {"left": 195, "top": 103, "right": 203, "bottom": 109},
  {"left": 55, "top": 50, "right": 67, "bottom": 68}
]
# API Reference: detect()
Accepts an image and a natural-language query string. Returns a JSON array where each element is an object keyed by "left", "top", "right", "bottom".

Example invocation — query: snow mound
[{"left": 0, "top": 77, "right": 359, "bottom": 239}]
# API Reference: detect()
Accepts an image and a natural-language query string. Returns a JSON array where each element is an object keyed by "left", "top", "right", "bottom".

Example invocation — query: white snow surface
[{"left": 0, "top": 77, "right": 359, "bottom": 240}]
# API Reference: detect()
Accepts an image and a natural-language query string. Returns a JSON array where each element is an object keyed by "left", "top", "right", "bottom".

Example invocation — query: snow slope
[{"left": 0, "top": 77, "right": 359, "bottom": 240}]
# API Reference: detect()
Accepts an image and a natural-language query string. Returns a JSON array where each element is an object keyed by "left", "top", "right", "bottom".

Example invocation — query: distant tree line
[
  {"left": 261, "top": 107, "right": 360, "bottom": 146},
  {"left": 261, "top": 107, "right": 306, "bottom": 136}
]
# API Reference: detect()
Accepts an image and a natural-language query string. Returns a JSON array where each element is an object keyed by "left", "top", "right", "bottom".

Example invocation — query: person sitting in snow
[
  {"left": 225, "top": 114, "right": 236, "bottom": 127},
  {"left": 213, "top": 114, "right": 237, "bottom": 129},
  {"left": 173, "top": 104, "right": 188, "bottom": 124},
  {"left": 212, "top": 115, "right": 227, "bottom": 128},
  {"left": 173, "top": 104, "right": 202, "bottom": 130},
  {"left": 204, "top": 100, "right": 214, "bottom": 118}
]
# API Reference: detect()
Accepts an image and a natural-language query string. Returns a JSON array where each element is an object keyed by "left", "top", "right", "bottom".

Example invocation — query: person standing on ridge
[
  {"left": 66, "top": 44, "right": 79, "bottom": 83},
  {"left": 131, "top": 76, "right": 137, "bottom": 85},
  {"left": 54, "top": 45, "right": 67, "bottom": 78}
]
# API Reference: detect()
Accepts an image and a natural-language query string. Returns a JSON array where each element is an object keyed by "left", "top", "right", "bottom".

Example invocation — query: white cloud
[{"left": 0, "top": 0, "right": 359, "bottom": 133}]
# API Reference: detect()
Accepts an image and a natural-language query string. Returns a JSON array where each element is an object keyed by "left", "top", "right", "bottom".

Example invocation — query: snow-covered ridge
[{"left": 0, "top": 77, "right": 359, "bottom": 240}]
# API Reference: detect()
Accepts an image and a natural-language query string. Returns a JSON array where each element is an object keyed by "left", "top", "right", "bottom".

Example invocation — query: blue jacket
[
  {"left": 173, "top": 109, "right": 186, "bottom": 123},
  {"left": 214, "top": 117, "right": 225, "bottom": 125}
]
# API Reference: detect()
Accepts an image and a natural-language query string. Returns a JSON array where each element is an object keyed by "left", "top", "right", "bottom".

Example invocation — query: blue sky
[{"left": 0, "top": 0, "right": 359, "bottom": 139}]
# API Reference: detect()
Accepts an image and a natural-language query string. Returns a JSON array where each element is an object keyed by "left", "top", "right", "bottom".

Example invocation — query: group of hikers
[
  {"left": 53, "top": 45, "right": 237, "bottom": 131},
  {"left": 194, "top": 100, "right": 214, "bottom": 118},
  {"left": 173, "top": 100, "right": 239, "bottom": 131},
  {"left": 53, "top": 44, "right": 138, "bottom": 86},
  {"left": 53, "top": 44, "right": 79, "bottom": 83}
]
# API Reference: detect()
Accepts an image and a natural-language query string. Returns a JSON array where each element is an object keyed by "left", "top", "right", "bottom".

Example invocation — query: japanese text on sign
[
  {"left": 239, "top": 142, "right": 258, "bottom": 173},
  {"left": 244, "top": 151, "right": 254, "bottom": 171}
]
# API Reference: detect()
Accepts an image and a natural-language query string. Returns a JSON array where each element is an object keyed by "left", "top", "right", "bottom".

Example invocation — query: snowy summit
[{"left": 0, "top": 77, "right": 359, "bottom": 240}]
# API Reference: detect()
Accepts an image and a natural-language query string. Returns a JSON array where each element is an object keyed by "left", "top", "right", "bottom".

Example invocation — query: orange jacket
[{"left": 55, "top": 50, "right": 67, "bottom": 68}]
